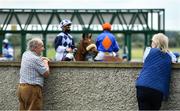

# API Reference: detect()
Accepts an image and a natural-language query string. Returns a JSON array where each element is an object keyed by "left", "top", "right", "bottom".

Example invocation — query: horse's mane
[{"left": 75, "top": 40, "right": 86, "bottom": 61}]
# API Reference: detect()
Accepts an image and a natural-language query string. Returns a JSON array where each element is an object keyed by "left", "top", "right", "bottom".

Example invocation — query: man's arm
[
  {"left": 54, "top": 35, "right": 63, "bottom": 50},
  {"left": 42, "top": 59, "right": 49, "bottom": 78}
]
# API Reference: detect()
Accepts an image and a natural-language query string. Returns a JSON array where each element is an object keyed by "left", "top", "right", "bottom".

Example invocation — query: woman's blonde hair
[{"left": 152, "top": 33, "right": 169, "bottom": 52}]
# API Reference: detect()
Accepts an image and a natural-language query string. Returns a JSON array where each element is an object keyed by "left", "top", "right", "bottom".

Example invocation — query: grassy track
[
  {"left": 131, "top": 47, "right": 180, "bottom": 61},
  {"left": 14, "top": 46, "right": 180, "bottom": 61}
]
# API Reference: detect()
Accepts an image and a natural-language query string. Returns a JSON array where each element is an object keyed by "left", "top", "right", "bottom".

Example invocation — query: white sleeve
[
  {"left": 9, "top": 48, "right": 14, "bottom": 56},
  {"left": 56, "top": 46, "right": 66, "bottom": 53},
  {"left": 143, "top": 47, "right": 151, "bottom": 63},
  {"left": 168, "top": 51, "right": 177, "bottom": 63}
]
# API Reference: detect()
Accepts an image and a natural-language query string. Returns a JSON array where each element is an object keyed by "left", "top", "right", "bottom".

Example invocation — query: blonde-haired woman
[{"left": 136, "top": 33, "right": 176, "bottom": 110}]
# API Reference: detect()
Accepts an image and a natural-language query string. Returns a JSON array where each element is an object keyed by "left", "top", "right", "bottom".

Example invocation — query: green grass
[
  {"left": 47, "top": 48, "right": 56, "bottom": 60},
  {"left": 170, "top": 47, "right": 180, "bottom": 53},
  {"left": 131, "top": 48, "right": 144, "bottom": 61}
]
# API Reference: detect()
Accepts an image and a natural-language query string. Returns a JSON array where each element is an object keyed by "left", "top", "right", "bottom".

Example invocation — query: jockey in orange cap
[{"left": 94, "top": 22, "right": 120, "bottom": 61}]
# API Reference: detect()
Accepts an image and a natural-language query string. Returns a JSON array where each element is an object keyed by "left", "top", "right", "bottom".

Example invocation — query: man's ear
[{"left": 31, "top": 47, "right": 36, "bottom": 52}]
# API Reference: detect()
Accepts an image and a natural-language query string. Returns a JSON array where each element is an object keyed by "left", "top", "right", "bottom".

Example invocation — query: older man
[{"left": 17, "top": 38, "right": 49, "bottom": 110}]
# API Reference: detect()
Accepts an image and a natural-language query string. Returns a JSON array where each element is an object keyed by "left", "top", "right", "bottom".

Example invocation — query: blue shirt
[{"left": 96, "top": 30, "right": 119, "bottom": 52}]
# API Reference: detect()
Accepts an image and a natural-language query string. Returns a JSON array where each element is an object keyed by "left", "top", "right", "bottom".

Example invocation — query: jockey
[
  {"left": 54, "top": 19, "right": 76, "bottom": 61},
  {"left": 0, "top": 39, "right": 14, "bottom": 61},
  {"left": 94, "top": 22, "right": 120, "bottom": 61}
]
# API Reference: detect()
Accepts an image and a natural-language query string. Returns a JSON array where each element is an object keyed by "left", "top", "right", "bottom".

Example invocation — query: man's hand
[
  {"left": 66, "top": 48, "right": 73, "bottom": 53},
  {"left": 41, "top": 57, "right": 50, "bottom": 72},
  {"left": 41, "top": 57, "right": 50, "bottom": 62}
]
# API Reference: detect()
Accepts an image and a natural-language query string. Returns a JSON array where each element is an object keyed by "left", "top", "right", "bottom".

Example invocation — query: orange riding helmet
[{"left": 102, "top": 22, "right": 111, "bottom": 31}]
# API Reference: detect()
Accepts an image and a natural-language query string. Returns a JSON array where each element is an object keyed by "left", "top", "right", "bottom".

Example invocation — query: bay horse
[{"left": 75, "top": 33, "right": 98, "bottom": 61}]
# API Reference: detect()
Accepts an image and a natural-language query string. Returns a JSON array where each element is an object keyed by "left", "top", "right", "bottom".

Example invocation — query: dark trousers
[{"left": 136, "top": 86, "right": 163, "bottom": 110}]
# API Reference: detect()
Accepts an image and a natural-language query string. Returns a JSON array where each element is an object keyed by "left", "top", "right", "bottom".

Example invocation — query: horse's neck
[
  {"left": 75, "top": 48, "right": 86, "bottom": 61},
  {"left": 75, "top": 52, "right": 82, "bottom": 61}
]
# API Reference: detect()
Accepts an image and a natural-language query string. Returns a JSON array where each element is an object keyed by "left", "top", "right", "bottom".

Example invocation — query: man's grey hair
[{"left": 27, "top": 38, "right": 43, "bottom": 51}]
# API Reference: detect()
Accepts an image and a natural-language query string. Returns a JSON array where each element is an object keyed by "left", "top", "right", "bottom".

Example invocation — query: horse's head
[
  {"left": 75, "top": 33, "right": 98, "bottom": 61},
  {"left": 82, "top": 33, "right": 97, "bottom": 52}
]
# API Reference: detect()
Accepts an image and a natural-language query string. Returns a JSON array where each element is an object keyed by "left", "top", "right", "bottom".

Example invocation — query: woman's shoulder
[
  {"left": 144, "top": 47, "right": 152, "bottom": 53},
  {"left": 145, "top": 47, "right": 151, "bottom": 50}
]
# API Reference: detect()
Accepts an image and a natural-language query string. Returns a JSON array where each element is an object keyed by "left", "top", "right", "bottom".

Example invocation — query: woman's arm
[{"left": 143, "top": 47, "right": 151, "bottom": 62}]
